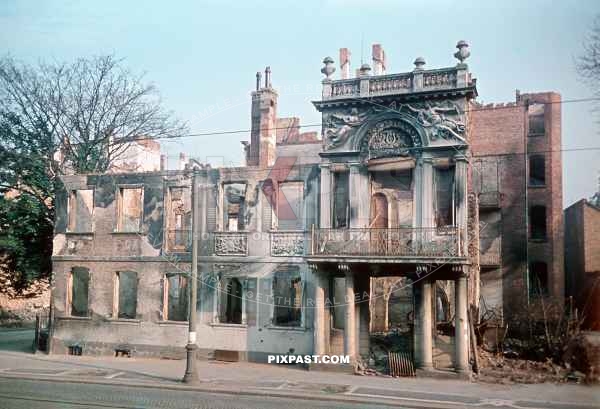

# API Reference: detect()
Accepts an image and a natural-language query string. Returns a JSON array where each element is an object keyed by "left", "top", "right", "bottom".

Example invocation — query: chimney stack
[
  {"left": 256, "top": 71, "right": 262, "bottom": 91},
  {"left": 265, "top": 66, "right": 272, "bottom": 88},
  {"left": 179, "top": 152, "right": 187, "bottom": 170},
  {"left": 160, "top": 154, "right": 167, "bottom": 171},
  {"left": 372, "top": 44, "right": 386, "bottom": 75},
  {"left": 340, "top": 48, "right": 351, "bottom": 79}
]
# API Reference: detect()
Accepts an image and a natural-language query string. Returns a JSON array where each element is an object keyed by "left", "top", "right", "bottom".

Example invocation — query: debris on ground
[{"left": 0, "top": 274, "right": 50, "bottom": 327}]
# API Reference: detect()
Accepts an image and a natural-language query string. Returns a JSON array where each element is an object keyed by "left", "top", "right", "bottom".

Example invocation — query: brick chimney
[
  {"left": 248, "top": 67, "right": 277, "bottom": 168},
  {"left": 340, "top": 48, "right": 351, "bottom": 79},
  {"left": 372, "top": 44, "right": 386, "bottom": 75}
]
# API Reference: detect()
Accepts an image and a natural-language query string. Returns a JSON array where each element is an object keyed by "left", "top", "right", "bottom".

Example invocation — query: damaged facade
[{"left": 49, "top": 42, "right": 563, "bottom": 375}]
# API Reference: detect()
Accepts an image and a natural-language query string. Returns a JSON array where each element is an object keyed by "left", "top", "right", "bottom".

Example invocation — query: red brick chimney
[
  {"left": 248, "top": 67, "right": 277, "bottom": 168},
  {"left": 372, "top": 44, "right": 386, "bottom": 75},
  {"left": 340, "top": 48, "right": 351, "bottom": 79}
]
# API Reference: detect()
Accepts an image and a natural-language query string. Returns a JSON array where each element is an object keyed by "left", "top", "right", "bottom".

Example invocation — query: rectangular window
[
  {"left": 223, "top": 183, "right": 246, "bottom": 231},
  {"left": 217, "top": 277, "right": 243, "bottom": 324},
  {"left": 115, "top": 271, "right": 137, "bottom": 319},
  {"left": 168, "top": 187, "right": 191, "bottom": 250},
  {"left": 117, "top": 187, "right": 143, "bottom": 232},
  {"left": 333, "top": 172, "right": 349, "bottom": 229},
  {"left": 164, "top": 274, "right": 189, "bottom": 321},
  {"left": 272, "top": 270, "right": 302, "bottom": 327},
  {"left": 68, "top": 267, "right": 90, "bottom": 317},
  {"left": 68, "top": 189, "right": 94, "bottom": 232},
  {"left": 528, "top": 103, "right": 545, "bottom": 136},
  {"left": 277, "top": 181, "right": 304, "bottom": 230},
  {"left": 530, "top": 206, "right": 547, "bottom": 240},
  {"left": 434, "top": 167, "right": 455, "bottom": 228},
  {"left": 528, "top": 155, "right": 546, "bottom": 186},
  {"left": 529, "top": 262, "right": 549, "bottom": 297}
]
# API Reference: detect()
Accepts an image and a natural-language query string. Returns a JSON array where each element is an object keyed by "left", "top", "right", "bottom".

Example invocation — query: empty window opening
[
  {"left": 529, "top": 262, "right": 549, "bottom": 297},
  {"left": 115, "top": 271, "right": 137, "bottom": 319},
  {"left": 168, "top": 187, "right": 191, "bottom": 250},
  {"left": 277, "top": 181, "right": 304, "bottom": 230},
  {"left": 224, "top": 183, "right": 246, "bottom": 231},
  {"left": 68, "top": 267, "right": 89, "bottom": 317},
  {"left": 434, "top": 166, "right": 455, "bottom": 228},
  {"left": 529, "top": 155, "right": 546, "bottom": 186},
  {"left": 273, "top": 270, "right": 303, "bottom": 327},
  {"left": 528, "top": 103, "right": 545, "bottom": 136},
  {"left": 530, "top": 205, "right": 547, "bottom": 240},
  {"left": 218, "top": 277, "right": 243, "bottom": 324},
  {"left": 68, "top": 189, "right": 94, "bottom": 232},
  {"left": 333, "top": 171, "right": 349, "bottom": 228},
  {"left": 117, "top": 187, "right": 143, "bottom": 232},
  {"left": 332, "top": 277, "right": 346, "bottom": 330},
  {"left": 164, "top": 274, "right": 189, "bottom": 321}
]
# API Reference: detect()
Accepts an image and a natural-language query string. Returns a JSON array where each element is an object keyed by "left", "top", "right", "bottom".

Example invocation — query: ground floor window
[
  {"left": 68, "top": 267, "right": 90, "bottom": 317},
  {"left": 115, "top": 271, "right": 138, "bottom": 319},
  {"left": 272, "top": 270, "right": 303, "bottom": 327},
  {"left": 163, "top": 273, "right": 189, "bottom": 321},
  {"left": 218, "top": 277, "right": 244, "bottom": 324}
]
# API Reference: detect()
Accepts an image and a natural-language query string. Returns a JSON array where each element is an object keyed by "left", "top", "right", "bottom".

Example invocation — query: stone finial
[
  {"left": 413, "top": 57, "right": 426, "bottom": 71},
  {"left": 358, "top": 63, "right": 371, "bottom": 77},
  {"left": 321, "top": 57, "right": 336, "bottom": 80},
  {"left": 454, "top": 40, "right": 470, "bottom": 64}
]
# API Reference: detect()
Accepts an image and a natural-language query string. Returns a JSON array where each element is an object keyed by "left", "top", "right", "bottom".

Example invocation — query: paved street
[{"left": 0, "top": 329, "right": 598, "bottom": 409}]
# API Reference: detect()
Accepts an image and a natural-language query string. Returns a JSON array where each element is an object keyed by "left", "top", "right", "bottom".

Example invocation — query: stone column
[
  {"left": 455, "top": 155, "right": 468, "bottom": 256},
  {"left": 344, "top": 270, "right": 356, "bottom": 359},
  {"left": 414, "top": 279, "right": 433, "bottom": 370},
  {"left": 454, "top": 275, "right": 469, "bottom": 373},
  {"left": 349, "top": 163, "right": 369, "bottom": 228},
  {"left": 313, "top": 271, "right": 326, "bottom": 355},
  {"left": 421, "top": 158, "right": 434, "bottom": 229},
  {"left": 319, "top": 165, "right": 332, "bottom": 229}
]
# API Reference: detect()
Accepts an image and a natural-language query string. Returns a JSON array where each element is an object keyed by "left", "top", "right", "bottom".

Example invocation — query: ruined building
[{"left": 49, "top": 42, "right": 563, "bottom": 375}]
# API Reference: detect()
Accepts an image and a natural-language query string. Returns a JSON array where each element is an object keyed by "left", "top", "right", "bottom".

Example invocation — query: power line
[{"left": 128, "top": 96, "right": 600, "bottom": 143}]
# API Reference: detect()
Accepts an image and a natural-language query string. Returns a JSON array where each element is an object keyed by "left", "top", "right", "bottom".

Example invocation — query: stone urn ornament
[
  {"left": 321, "top": 57, "right": 336, "bottom": 81},
  {"left": 413, "top": 57, "right": 426, "bottom": 71},
  {"left": 454, "top": 40, "right": 470, "bottom": 64}
]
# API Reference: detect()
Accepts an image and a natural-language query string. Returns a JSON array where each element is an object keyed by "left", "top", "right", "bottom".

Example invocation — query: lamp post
[{"left": 183, "top": 169, "right": 200, "bottom": 383}]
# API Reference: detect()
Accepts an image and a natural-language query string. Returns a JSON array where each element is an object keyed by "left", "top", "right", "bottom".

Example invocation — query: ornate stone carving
[
  {"left": 360, "top": 119, "right": 421, "bottom": 160},
  {"left": 270, "top": 232, "right": 304, "bottom": 256},
  {"left": 402, "top": 102, "right": 465, "bottom": 142},
  {"left": 214, "top": 232, "right": 248, "bottom": 256},
  {"left": 321, "top": 57, "right": 336, "bottom": 80},
  {"left": 323, "top": 108, "right": 369, "bottom": 149}
]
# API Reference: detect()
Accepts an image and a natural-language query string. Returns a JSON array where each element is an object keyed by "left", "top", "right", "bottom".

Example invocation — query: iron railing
[{"left": 311, "top": 227, "right": 460, "bottom": 258}]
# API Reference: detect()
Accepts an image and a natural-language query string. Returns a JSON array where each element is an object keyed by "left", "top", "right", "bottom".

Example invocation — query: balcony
[
  {"left": 310, "top": 227, "right": 460, "bottom": 259},
  {"left": 213, "top": 231, "right": 248, "bottom": 256},
  {"left": 270, "top": 231, "right": 306, "bottom": 257}
]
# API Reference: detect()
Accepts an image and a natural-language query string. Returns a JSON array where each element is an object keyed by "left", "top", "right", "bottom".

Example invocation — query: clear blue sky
[{"left": 1, "top": 0, "right": 599, "bottom": 207}]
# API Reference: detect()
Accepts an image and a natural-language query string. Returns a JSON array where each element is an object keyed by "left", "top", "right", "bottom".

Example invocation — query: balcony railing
[
  {"left": 270, "top": 231, "right": 305, "bottom": 257},
  {"left": 214, "top": 231, "right": 248, "bottom": 256},
  {"left": 310, "top": 227, "right": 460, "bottom": 258},
  {"left": 166, "top": 229, "right": 191, "bottom": 252}
]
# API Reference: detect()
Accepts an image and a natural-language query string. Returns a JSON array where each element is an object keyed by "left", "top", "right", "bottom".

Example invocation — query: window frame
[
  {"left": 270, "top": 268, "right": 305, "bottom": 329},
  {"left": 529, "top": 205, "right": 547, "bottom": 241},
  {"left": 67, "top": 188, "right": 95, "bottom": 233},
  {"left": 528, "top": 154, "right": 546, "bottom": 187},
  {"left": 67, "top": 267, "right": 90, "bottom": 317},
  {"left": 162, "top": 273, "right": 189, "bottom": 322},
  {"left": 115, "top": 185, "right": 144, "bottom": 233},
  {"left": 113, "top": 271, "right": 138, "bottom": 320}
]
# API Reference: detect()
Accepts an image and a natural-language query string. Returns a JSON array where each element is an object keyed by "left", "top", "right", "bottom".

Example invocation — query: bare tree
[
  {"left": 578, "top": 16, "right": 600, "bottom": 95},
  {"left": 0, "top": 55, "right": 187, "bottom": 174}
]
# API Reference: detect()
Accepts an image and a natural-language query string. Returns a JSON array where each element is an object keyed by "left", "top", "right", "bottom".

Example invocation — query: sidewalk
[{"left": 0, "top": 344, "right": 598, "bottom": 409}]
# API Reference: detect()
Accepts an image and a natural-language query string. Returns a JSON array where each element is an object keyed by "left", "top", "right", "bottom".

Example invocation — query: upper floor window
[
  {"left": 276, "top": 181, "right": 304, "bottom": 230},
  {"left": 223, "top": 183, "right": 246, "bottom": 231},
  {"left": 529, "top": 261, "right": 549, "bottom": 297},
  {"left": 167, "top": 187, "right": 191, "bottom": 250},
  {"left": 272, "top": 269, "right": 303, "bottom": 327},
  {"left": 68, "top": 189, "right": 94, "bottom": 232},
  {"left": 529, "top": 205, "right": 547, "bottom": 240},
  {"left": 68, "top": 267, "right": 90, "bottom": 317},
  {"left": 529, "top": 155, "right": 546, "bottom": 186},
  {"left": 117, "top": 187, "right": 143, "bottom": 232},
  {"left": 333, "top": 171, "right": 349, "bottom": 229},
  {"left": 114, "top": 271, "right": 138, "bottom": 319},
  {"left": 434, "top": 166, "right": 455, "bottom": 228},
  {"left": 528, "top": 103, "right": 545, "bottom": 136}
]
